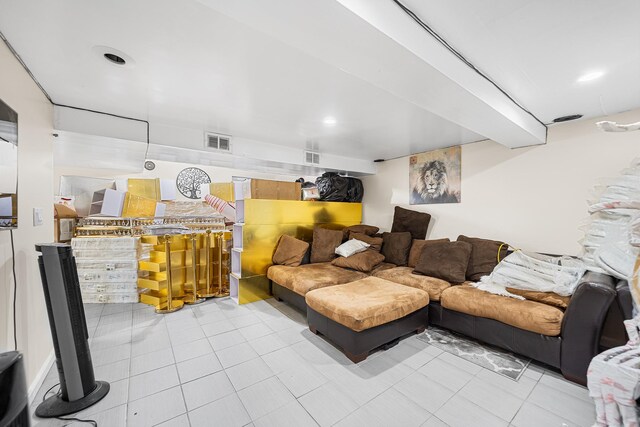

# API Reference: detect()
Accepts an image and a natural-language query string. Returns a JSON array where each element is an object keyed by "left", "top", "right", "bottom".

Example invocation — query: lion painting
[{"left": 410, "top": 147, "right": 461, "bottom": 205}]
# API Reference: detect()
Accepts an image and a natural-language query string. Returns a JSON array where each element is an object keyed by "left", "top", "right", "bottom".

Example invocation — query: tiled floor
[{"left": 31, "top": 298, "right": 596, "bottom": 427}]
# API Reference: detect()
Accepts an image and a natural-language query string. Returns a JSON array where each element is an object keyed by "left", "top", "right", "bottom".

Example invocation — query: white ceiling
[
  {"left": 401, "top": 0, "right": 640, "bottom": 123},
  {"left": 0, "top": 0, "right": 638, "bottom": 164}
]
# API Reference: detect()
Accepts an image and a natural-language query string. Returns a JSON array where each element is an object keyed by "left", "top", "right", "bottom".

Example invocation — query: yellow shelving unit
[{"left": 137, "top": 230, "right": 231, "bottom": 312}]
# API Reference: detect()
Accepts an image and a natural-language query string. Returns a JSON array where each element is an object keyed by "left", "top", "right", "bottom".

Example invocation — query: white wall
[
  {"left": 55, "top": 159, "right": 315, "bottom": 200},
  {"left": 0, "top": 40, "right": 54, "bottom": 387},
  {"left": 362, "top": 108, "right": 640, "bottom": 255}
]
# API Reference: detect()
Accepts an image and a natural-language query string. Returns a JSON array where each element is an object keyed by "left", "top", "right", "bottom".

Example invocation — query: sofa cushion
[
  {"left": 331, "top": 250, "right": 385, "bottom": 273},
  {"left": 381, "top": 232, "right": 412, "bottom": 266},
  {"left": 272, "top": 235, "right": 310, "bottom": 267},
  {"left": 350, "top": 232, "right": 383, "bottom": 252},
  {"left": 408, "top": 238, "right": 451, "bottom": 268},
  {"left": 306, "top": 276, "right": 429, "bottom": 332},
  {"left": 506, "top": 288, "right": 571, "bottom": 309},
  {"left": 372, "top": 266, "right": 452, "bottom": 301},
  {"left": 311, "top": 227, "right": 343, "bottom": 263},
  {"left": 342, "top": 224, "right": 380, "bottom": 240},
  {"left": 391, "top": 206, "right": 431, "bottom": 240},
  {"left": 413, "top": 241, "right": 472, "bottom": 284},
  {"left": 370, "top": 262, "right": 396, "bottom": 275},
  {"left": 440, "top": 284, "right": 564, "bottom": 336},
  {"left": 457, "top": 235, "right": 508, "bottom": 281},
  {"left": 267, "top": 263, "right": 367, "bottom": 296}
]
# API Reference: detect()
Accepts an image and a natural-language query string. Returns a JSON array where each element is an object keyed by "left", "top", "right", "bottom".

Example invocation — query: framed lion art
[{"left": 409, "top": 146, "right": 461, "bottom": 205}]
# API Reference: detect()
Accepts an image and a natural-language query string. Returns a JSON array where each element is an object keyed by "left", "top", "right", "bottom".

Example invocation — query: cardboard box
[
  {"left": 122, "top": 193, "right": 157, "bottom": 217},
  {"left": 54, "top": 203, "right": 78, "bottom": 242},
  {"left": 90, "top": 188, "right": 127, "bottom": 217},
  {"left": 239, "top": 179, "right": 301, "bottom": 201},
  {"left": 128, "top": 178, "right": 177, "bottom": 201}
]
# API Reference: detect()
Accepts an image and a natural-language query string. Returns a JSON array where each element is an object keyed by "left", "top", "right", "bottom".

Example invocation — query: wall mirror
[{"left": 0, "top": 98, "right": 18, "bottom": 229}]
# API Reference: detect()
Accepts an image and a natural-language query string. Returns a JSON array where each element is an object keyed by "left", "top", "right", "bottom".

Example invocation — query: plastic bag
[
  {"left": 302, "top": 187, "right": 320, "bottom": 201},
  {"left": 315, "top": 173, "right": 349, "bottom": 202},
  {"left": 346, "top": 177, "right": 364, "bottom": 202}
]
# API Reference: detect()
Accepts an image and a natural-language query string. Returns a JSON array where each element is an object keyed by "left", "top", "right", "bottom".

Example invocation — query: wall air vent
[
  {"left": 304, "top": 151, "right": 320, "bottom": 165},
  {"left": 205, "top": 132, "right": 232, "bottom": 152}
]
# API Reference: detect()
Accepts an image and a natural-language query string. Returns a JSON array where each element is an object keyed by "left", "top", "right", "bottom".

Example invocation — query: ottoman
[{"left": 305, "top": 276, "right": 430, "bottom": 362}]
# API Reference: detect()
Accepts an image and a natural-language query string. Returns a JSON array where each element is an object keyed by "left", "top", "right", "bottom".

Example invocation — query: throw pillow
[
  {"left": 413, "top": 240, "right": 473, "bottom": 284},
  {"left": 335, "top": 239, "right": 370, "bottom": 257},
  {"left": 390, "top": 206, "right": 431, "bottom": 240},
  {"left": 310, "top": 227, "right": 344, "bottom": 263},
  {"left": 331, "top": 249, "right": 385, "bottom": 272},
  {"left": 381, "top": 232, "right": 412, "bottom": 266},
  {"left": 408, "top": 238, "right": 451, "bottom": 268},
  {"left": 457, "top": 235, "right": 509, "bottom": 281},
  {"left": 342, "top": 224, "right": 380, "bottom": 240},
  {"left": 349, "top": 232, "right": 383, "bottom": 252},
  {"left": 272, "top": 235, "right": 310, "bottom": 267}
]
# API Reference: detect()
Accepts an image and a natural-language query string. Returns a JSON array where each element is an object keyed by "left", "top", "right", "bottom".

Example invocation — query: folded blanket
[
  {"left": 471, "top": 251, "right": 586, "bottom": 299},
  {"left": 595, "top": 243, "right": 638, "bottom": 281}
]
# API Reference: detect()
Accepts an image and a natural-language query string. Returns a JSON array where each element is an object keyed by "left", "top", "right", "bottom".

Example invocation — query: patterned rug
[{"left": 417, "top": 327, "right": 530, "bottom": 381}]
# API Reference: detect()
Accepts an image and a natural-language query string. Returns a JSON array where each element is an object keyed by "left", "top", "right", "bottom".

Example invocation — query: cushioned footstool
[{"left": 305, "top": 276, "right": 430, "bottom": 362}]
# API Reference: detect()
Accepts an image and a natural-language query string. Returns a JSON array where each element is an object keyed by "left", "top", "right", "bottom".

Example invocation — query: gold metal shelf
[{"left": 137, "top": 230, "right": 231, "bottom": 312}]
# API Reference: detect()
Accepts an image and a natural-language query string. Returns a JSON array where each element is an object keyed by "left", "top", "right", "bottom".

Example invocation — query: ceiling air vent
[
  {"left": 205, "top": 132, "right": 232, "bottom": 152},
  {"left": 304, "top": 151, "right": 320, "bottom": 165}
]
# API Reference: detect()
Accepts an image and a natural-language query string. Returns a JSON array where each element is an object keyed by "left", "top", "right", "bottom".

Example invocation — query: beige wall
[
  {"left": 0, "top": 40, "right": 54, "bottom": 387},
  {"left": 55, "top": 159, "right": 312, "bottom": 200},
  {"left": 362, "top": 108, "right": 640, "bottom": 255}
]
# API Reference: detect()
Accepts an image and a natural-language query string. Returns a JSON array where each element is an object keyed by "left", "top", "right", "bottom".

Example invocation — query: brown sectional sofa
[{"left": 267, "top": 245, "right": 617, "bottom": 386}]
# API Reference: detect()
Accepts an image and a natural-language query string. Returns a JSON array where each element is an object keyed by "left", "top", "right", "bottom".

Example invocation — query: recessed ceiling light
[
  {"left": 577, "top": 71, "right": 605, "bottom": 83},
  {"left": 104, "top": 53, "right": 126, "bottom": 65},
  {"left": 92, "top": 46, "right": 135, "bottom": 68},
  {"left": 322, "top": 117, "right": 337, "bottom": 126}
]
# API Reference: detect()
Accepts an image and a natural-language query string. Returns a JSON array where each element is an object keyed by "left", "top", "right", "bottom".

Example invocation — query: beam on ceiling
[{"left": 200, "top": 0, "right": 547, "bottom": 148}]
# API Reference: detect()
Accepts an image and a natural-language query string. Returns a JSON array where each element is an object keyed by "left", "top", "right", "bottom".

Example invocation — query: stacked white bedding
[
  {"left": 474, "top": 250, "right": 586, "bottom": 299},
  {"left": 580, "top": 159, "right": 640, "bottom": 313}
]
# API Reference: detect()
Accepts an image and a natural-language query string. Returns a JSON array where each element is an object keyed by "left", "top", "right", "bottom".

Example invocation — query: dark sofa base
[
  {"left": 307, "top": 306, "right": 429, "bottom": 363},
  {"left": 271, "top": 281, "right": 307, "bottom": 313},
  {"left": 270, "top": 271, "right": 616, "bottom": 385},
  {"left": 429, "top": 302, "right": 562, "bottom": 369},
  {"left": 429, "top": 301, "right": 562, "bottom": 369}
]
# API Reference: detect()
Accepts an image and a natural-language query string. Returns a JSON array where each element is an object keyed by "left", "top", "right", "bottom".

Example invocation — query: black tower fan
[{"left": 35, "top": 243, "right": 109, "bottom": 417}]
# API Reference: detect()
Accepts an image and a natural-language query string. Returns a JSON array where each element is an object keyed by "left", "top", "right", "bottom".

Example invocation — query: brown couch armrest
[{"left": 560, "top": 272, "right": 617, "bottom": 385}]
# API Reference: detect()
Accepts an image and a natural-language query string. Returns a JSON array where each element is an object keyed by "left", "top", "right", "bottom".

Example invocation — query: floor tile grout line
[
  {"left": 514, "top": 400, "right": 575, "bottom": 426},
  {"left": 523, "top": 379, "right": 594, "bottom": 424},
  {"left": 508, "top": 366, "right": 544, "bottom": 424},
  {"left": 169, "top": 305, "right": 192, "bottom": 425},
  {"left": 52, "top": 300, "right": 594, "bottom": 427}
]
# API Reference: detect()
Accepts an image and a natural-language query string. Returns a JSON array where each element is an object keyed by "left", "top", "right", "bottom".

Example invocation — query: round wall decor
[{"left": 176, "top": 167, "right": 211, "bottom": 199}]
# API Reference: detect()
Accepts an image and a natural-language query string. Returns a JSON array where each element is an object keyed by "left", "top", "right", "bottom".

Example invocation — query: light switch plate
[{"left": 33, "top": 207, "right": 43, "bottom": 226}]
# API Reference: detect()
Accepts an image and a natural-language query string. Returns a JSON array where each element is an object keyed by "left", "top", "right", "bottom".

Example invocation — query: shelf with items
[
  {"left": 137, "top": 230, "right": 231, "bottom": 313},
  {"left": 75, "top": 215, "right": 226, "bottom": 237},
  {"left": 71, "top": 236, "right": 140, "bottom": 304}
]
